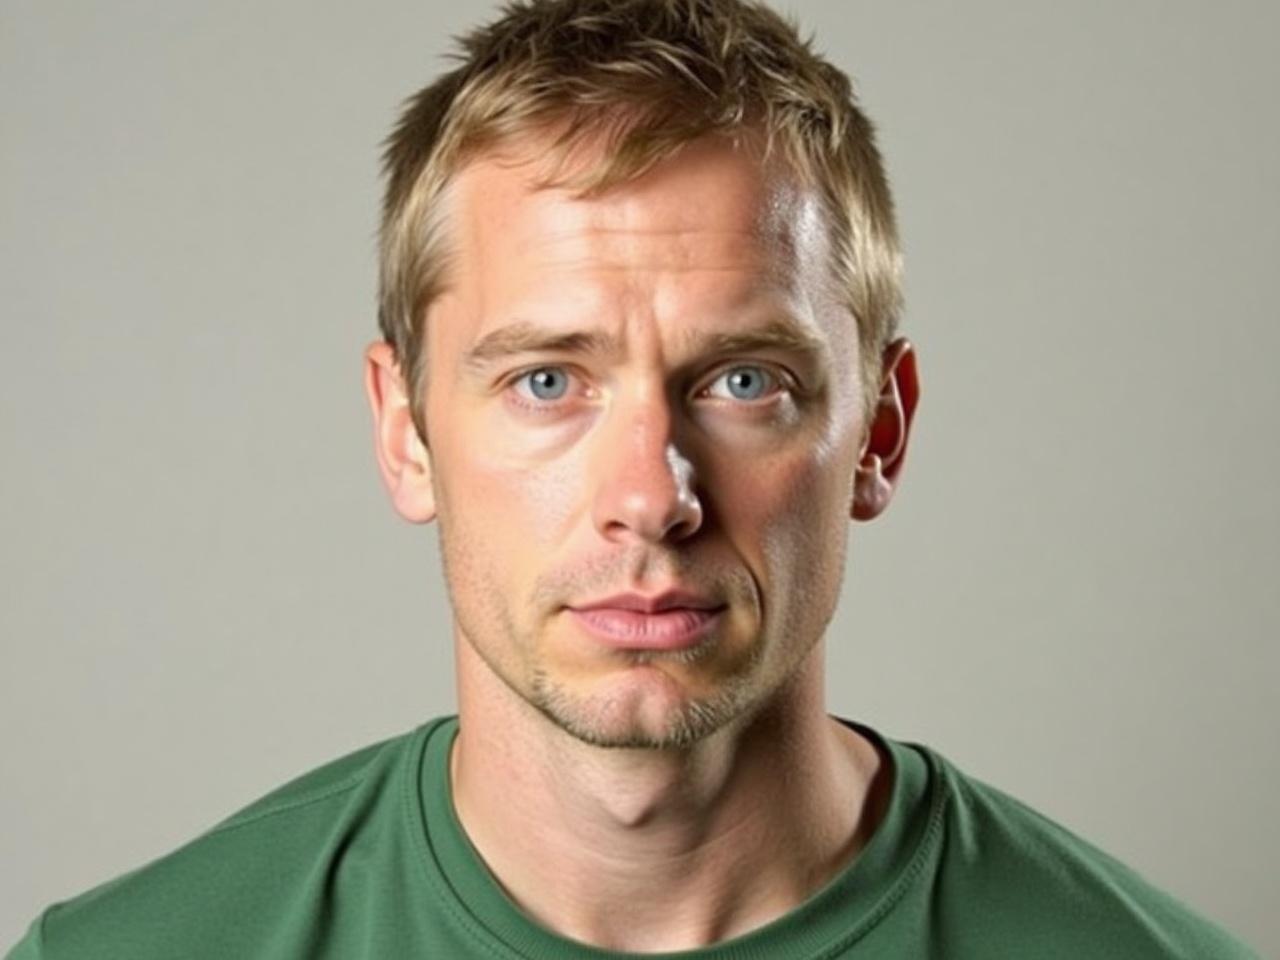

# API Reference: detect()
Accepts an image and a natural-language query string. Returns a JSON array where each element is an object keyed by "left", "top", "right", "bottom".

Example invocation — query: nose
[{"left": 590, "top": 388, "right": 703, "bottom": 545}]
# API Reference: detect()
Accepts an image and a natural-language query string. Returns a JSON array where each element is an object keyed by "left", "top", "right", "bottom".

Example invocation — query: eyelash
[{"left": 503, "top": 363, "right": 795, "bottom": 415}]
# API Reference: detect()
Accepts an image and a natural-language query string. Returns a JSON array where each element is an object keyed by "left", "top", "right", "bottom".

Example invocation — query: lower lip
[{"left": 568, "top": 606, "right": 726, "bottom": 650}]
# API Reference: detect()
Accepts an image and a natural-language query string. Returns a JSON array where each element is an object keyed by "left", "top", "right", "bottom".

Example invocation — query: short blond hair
[{"left": 378, "top": 0, "right": 902, "bottom": 444}]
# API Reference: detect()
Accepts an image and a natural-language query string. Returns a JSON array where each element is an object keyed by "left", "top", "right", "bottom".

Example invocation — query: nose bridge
[{"left": 590, "top": 378, "right": 703, "bottom": 544}]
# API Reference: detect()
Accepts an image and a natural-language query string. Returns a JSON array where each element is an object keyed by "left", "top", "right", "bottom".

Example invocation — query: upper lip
[{"left": 570, "top": 589, "right": 725, "bottom": 613}]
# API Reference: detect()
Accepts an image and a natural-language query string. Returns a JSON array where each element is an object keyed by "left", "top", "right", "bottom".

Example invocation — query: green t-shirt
[{"left": 6, "top": 715, "right": 1258, "bottom": 959}]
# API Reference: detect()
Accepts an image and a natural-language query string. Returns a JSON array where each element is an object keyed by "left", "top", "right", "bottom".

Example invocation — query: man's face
[{"left": 421, "top": 133, "right": 870, "bottom": 749}]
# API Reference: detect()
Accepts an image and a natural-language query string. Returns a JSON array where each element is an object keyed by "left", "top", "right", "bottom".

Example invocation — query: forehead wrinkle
[
  {"left": 445, "top": 136, "right": 836, "bottom": 379},
  {"left": 527, "top": 233, "right": 799, "bottom": 289},
  {"left": 452, "top": 140, "right": 814, "bottom": 291},
  {"left": 461, "top": 308, "right": 827, "bottom": 377}
]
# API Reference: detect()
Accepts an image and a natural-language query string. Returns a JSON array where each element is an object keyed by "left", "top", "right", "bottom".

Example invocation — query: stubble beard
[{"left": 526, "top": 637, "right": 771, "bottom": 750}]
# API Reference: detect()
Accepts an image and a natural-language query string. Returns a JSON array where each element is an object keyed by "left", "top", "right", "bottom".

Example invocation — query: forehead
[{"left": 442, "top": 131, "right": 829, "bottom": 304}]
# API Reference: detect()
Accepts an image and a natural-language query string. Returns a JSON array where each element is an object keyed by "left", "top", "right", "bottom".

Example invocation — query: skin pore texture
[{"left": 364, "top": 131, "right": 919, "bottom": 952}]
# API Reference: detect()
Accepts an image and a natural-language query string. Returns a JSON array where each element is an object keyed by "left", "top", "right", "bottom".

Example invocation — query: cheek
[
  {"left": 433, "top": 443, "right": 587, "bottom": 653},
  {"left": 438, "top": 430, "right": 584, "bottom": 553},
  {"left": 765, "top": 453, "right": 843, "bottom": 555},
  {"left": 713, "top": 415, "right": 849, "bottom": 537},
  {"left": 733, "top": 446, "right": 851, "bottom": 625}
]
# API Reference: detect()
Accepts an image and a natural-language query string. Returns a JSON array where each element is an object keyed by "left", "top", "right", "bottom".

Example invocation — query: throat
[{"left": 446, "top": 713, "right": 886, "bottom": 953}]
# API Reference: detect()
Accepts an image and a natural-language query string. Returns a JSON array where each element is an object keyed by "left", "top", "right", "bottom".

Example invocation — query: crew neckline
[{"left": 405, "top": 713, "right": 944, "bottom": 959}]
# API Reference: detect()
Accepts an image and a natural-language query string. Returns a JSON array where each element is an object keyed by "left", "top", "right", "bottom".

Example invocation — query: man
[{"left": 7, "top": 1, "right": 1258, "bottom": 957}]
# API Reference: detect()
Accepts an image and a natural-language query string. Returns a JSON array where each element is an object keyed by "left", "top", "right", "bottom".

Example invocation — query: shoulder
[
  {"left": 913, "top": 743, "right": 1259, "bottom": 959},
  {"left": 6, "top": 719, "right": 448, "bottom": 960}
]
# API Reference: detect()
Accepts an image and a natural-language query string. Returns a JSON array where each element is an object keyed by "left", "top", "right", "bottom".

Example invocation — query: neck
[{"left": 449, "top": 637, "right": 891, "bottom": 953}]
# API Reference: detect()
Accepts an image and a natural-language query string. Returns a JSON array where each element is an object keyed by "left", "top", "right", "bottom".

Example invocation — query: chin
[{"left": 528, "top": 663, "right": 757, "bottom": 750}]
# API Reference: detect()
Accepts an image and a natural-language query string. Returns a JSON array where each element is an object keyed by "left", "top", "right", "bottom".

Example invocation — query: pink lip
[
  {"left": 572, "top": 589, "right": 721, "bottom": 614},
  {"left": 568, "top": 606, "right": 726, "bottom": 650}
]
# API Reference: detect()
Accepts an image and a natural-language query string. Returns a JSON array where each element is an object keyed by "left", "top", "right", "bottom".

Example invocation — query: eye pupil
[
  {"left": 515, "top": 364, "right": 781, "bottom": 408},
  {"left": 726, "top": 367, "right": 769, "bottom": 400},
  {"left": 527, "top": 367, "right": 567, "bottom": 400}
]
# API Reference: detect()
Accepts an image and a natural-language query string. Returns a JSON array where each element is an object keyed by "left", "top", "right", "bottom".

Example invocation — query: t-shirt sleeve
[{"left": 3, "top": 913, "right": 46, "bottom": 960}]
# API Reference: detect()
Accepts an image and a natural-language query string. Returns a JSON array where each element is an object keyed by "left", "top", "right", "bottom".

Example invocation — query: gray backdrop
[{"left": 2, "top": 1, "right": 1275, "bottom": 954}]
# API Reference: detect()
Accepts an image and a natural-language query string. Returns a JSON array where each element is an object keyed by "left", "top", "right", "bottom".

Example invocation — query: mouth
[
  {"left": 567, "top": 605, "right": 727, "bottom": 651},
  {"left": 568, "top": 587, "right": 723, "bottom": 614}
]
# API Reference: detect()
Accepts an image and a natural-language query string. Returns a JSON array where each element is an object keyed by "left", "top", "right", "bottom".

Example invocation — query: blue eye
[
  {"left": 504, "top": 362, "right": 790, "bottom": 414},
  {"left": 514, "top": 366, "right": 571, "bottom": 402},
  {"left": 705, "top": 365, "right": 782, "bottom": 402}
]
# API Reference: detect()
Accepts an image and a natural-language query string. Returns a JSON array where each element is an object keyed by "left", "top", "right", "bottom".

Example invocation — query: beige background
[{"left": 2, "top": 1, "right": 1276, "bottom": 954}]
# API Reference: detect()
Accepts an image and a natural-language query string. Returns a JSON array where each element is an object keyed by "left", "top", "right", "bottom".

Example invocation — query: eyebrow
[{"left": 461, "top": 316, "right": 826, "bottom": 374}]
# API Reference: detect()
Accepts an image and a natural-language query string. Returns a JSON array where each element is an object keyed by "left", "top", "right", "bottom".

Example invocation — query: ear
[
  {"left": 363, "top": 340, "right": 437, "bottom": 524},
  {"left": 852, "top": 337, "right": 920, "bottom": 522}
]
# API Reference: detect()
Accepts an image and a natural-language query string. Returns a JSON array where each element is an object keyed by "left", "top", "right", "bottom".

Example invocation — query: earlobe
[
  {"left": 852, "top": 454, "right": 895, "bottom": 522},
  {"left": 363, "top": 340, "right": 438, "bottom": 524},
  {"left": 851, "top": 338, "right": 920, "bottom": 522}
]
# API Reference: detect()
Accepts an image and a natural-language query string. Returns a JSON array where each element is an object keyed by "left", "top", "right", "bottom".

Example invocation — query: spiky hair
[{"left": 378, "top": 0, "right": 902, "bottom": 443}]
